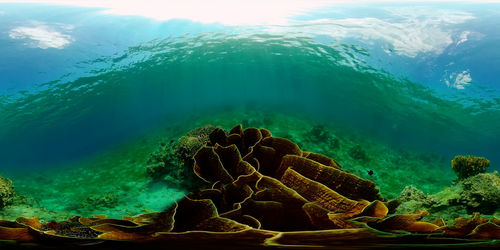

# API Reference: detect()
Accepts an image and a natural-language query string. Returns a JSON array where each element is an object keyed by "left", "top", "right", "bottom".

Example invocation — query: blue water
[{"left": 1, "top": 2, "right": 499, "bottom": 171}]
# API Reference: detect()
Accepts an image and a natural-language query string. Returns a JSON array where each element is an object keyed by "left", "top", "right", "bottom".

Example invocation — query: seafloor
[
  {"left": 1, "top": 109, "right": 458, "bottom": 221},
  {"left": 0, "top": 108, "right": 499, "bottom": 248}
]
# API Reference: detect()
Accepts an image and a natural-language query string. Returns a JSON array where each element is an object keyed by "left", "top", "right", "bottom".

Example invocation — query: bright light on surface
[
  {"left": 0, "top": 0, "right": 333, "bottom": 25},
  {"left": 1, "top": 0, "right": 499, "bottom": 26}
]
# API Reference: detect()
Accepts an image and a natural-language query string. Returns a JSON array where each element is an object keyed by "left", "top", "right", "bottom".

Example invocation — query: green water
[{"left": 0, "top": 33, "right": 497, "bottom": 221}]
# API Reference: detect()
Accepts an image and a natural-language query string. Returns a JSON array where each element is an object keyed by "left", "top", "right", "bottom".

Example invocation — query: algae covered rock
[
  {"left": 452, "top": 155, "right": 490, "bottom": 180},
  {"left": 397, "top": 185, "right": 428, "bottom": 203},
  {"left": 0, "top": 175, "right": 15, "bottom": 209},
  {"left": 392, "top": 157, "right": 499, "bottom": 221},
  {"left": 458, "top": 172, "right": 500, "bottom": 214},
  {"left": 392, "top": 185, "right": 468, "bottom": 224},
  {"left": 393, "top": 186, "right": 435, "bottom": 215}
]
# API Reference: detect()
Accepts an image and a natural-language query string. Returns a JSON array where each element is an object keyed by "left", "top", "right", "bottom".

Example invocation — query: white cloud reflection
[
  {"left": 8, "top": 21, "right": 74, "bottom": 49},
  {"left": 1, "top": 1, "right": 484, "bottom": 56},
  {"left": 266, "top": 7, "right": 476, "bottom": 57},
  {"left": 446, "top": 70, "right": 472, "bottom": 89}
]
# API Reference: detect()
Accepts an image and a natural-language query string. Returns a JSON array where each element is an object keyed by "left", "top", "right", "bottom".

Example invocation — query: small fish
[{"left": 367, "top": 170, "right": 374, "bottom": 176}]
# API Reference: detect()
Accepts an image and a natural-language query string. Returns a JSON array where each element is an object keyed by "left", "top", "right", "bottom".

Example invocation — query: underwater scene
[{"left": 0, "top": 0, "right": 499, "bottom": 248}]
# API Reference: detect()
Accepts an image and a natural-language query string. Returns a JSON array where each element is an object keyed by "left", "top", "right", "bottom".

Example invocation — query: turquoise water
[{"left": 0, "top": 3, "right": 499, "bottom": 172}]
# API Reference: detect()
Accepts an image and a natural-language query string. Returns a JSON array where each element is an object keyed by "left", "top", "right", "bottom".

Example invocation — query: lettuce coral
[{"left": 1, "top": 126, "right": 499, "bottom": 248}]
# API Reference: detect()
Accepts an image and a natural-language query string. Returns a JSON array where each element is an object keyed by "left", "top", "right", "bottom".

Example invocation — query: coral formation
[
  {"left": 146, "top": 125, "right": 216, "bottom": 189},
  {"left": 0, "top": 175, "right": 15, "bottom": 209},
  {"left": 392, "top": 156, "right": 499, "bottom": 223},
  {"left": 309, "top": 124, "right": 340, "bottom": 149},
  {"left": 458, "top": 173, "right": 500, "bottom": 214},
  {"left": 452, "top": 155, "right": 490, "bottom": 180},
  {"left": 0, "top": 127, "right": 498, "bottom": 248}
]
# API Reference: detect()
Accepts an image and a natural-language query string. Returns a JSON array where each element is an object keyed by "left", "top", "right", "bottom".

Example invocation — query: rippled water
[{"left": 1, "top": 30, "right": 499, "bottom": 171}]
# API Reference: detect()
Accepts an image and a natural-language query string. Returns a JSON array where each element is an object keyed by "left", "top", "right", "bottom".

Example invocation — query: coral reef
[
  {"left": 146, "top": 125, "right": 216, "bottom": 189},
  {"left": 1, "top": 125, "right": 498, "bottom": 248},
  {"left": 452, "top": 155, "right": 490, "bottom": 180},
  {"left": 458, "top": 173, "right": 500, "bottom": 214},
  {"left": 392, "top": 156, "right": 499, "bottom": 223},
  {"left": 0, "top": 175, "right": 15, "bottom": 209},
  {"left": 309, "top": 124, "right": 340, "bottom": 149},
  {"left": 393, "top": 185, "right": 467, "bottom": 223}
]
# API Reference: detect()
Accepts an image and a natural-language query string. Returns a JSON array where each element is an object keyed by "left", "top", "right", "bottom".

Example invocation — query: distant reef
[
  {"left": 393, "top": 155, "right": 499, "bottom": 222},
  {"left": 0, "top": 125, "right": 498, "bottom": 248}
]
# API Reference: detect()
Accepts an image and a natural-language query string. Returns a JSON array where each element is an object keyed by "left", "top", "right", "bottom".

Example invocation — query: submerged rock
[
  {"left": 452, "top": 155, "right": 490, "bottom": 180},
  {"left": 458, "top": 172, "right": 500, "bottom": 214},
  {"left": 0, "top": 175, "right": 15, "bottom": 209},
  {"left": 398, "top": 185, "right": 429, "bottom": 203},
  {"left": 392, "top": 156, "right": 499, "bottom": 222}
]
